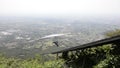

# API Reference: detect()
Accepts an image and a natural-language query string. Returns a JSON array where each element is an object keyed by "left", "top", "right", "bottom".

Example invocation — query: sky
[{"left": 0, "top": 0, "right": 120, "bottom": 17}]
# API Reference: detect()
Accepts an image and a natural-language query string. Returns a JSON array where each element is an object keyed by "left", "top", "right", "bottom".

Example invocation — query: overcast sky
[{"left": 0, "top": 0, "right": 120, "bottom": 17}]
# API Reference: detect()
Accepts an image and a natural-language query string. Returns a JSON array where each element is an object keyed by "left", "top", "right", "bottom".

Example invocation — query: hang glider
[
  {"left": 45, "top": 35, "right": 120, "bottom": 54},
  {"left": 40, "top": 34, "right": 66, "bottom": 39},
  {"left": 28, "top": 33, "right": 68, "bottom": 43}
]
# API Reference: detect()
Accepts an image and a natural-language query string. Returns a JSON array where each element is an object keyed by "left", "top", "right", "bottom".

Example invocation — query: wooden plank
[{"left": 51, "top": 35, "right": 120, "bottom": 54}]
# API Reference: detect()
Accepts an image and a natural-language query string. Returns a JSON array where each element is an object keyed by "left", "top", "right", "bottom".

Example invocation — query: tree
[{"left": 61, "top": 29, "right": 120, "bottom": 68}]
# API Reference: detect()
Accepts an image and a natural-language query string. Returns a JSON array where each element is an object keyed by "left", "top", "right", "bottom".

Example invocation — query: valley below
[{"left": 0, "top": 17, "right": 120, "bottom": 58}]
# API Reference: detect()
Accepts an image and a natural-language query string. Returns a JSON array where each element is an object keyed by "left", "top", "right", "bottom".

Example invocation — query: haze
[{"left": 0, "top": 0, "right": 120, "bottom": 17}]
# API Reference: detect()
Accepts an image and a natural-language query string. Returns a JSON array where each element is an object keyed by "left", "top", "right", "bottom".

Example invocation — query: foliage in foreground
[
  {"left": 61, "top": 29, "right": 120, "bottom": 68},
  {"left": 0, "top": 54, "right": 64, "bottom": 68}
]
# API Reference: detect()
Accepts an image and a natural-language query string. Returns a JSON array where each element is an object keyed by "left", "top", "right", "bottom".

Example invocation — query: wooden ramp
[{"left": 50, "top": 35, "right": 120, "bottom": 54}]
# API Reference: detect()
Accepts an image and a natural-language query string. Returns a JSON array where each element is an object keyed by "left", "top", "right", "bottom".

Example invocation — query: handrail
[{"left": 51, "top": 35, "right": 120, "bottom": 54}]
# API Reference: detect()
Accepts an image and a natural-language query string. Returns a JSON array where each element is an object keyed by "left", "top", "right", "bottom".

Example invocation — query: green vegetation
[
  {"left": 0, "top": 54, "right": 64, "bottom": 68},
  {"left": 60, "top": 29, "right": 120, "bottom": 68},
  {"left": 106, "top": 29, "right": 120, "bottom": 37}
]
